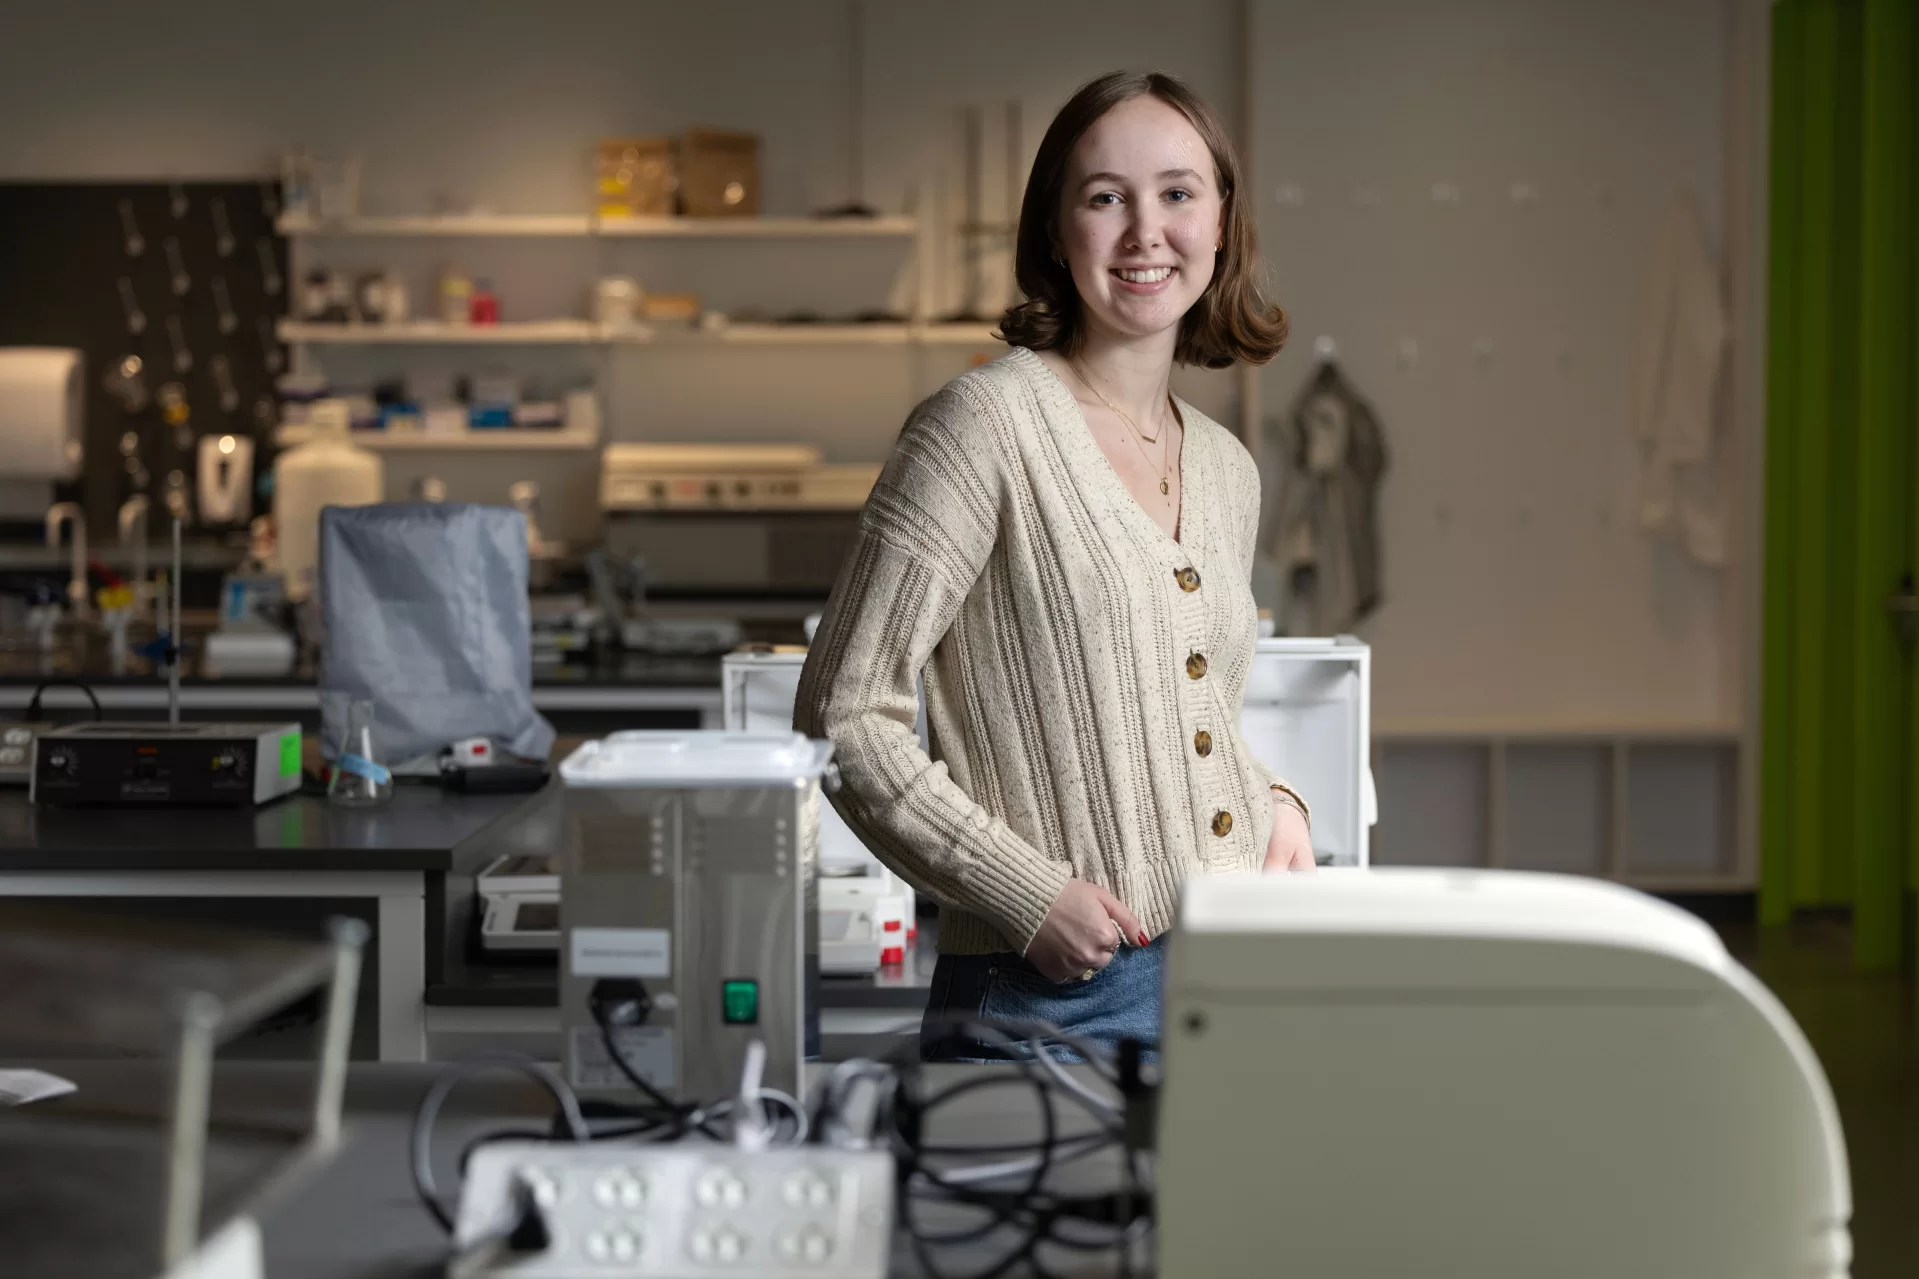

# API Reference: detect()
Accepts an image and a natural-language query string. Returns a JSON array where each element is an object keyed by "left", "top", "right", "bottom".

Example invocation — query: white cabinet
[{"left": 1240, "top": 638, "right": 1376, "bottom": 867}]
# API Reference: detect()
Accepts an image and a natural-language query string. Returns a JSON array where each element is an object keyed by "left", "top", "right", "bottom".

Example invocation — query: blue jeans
[{"left": 919, "top": 938, "right": 1164, "bottom": 1062}]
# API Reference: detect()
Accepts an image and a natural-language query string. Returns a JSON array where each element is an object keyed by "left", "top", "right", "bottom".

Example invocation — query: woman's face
[{"left": 1056, "top": 95, "right": 1225, "bottom": 346}]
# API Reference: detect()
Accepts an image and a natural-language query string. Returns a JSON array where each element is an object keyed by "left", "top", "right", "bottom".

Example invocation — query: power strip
[{"left": 452, "top": 1142, "right": 893, "bottom": 1277}]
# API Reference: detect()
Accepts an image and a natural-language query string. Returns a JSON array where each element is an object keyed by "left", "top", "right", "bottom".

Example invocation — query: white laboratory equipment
[
  {"left": 1157, "top": 869, "right": 1850, "bottom": 1277},
  {"left": 556, "top": 731, "right": 828, "bottom": 1104},
  {"left": 721, "top": 649, "right": 918, "bottom": 974},
  {"left": 1239, "top": 636, "right": 1375, "bottom": 866},
  {"left": 273, "top": 398, "right": 382, "bottom": 602},
  {"left": 476, "top": 853, "right": 561, "bottom": 953}
]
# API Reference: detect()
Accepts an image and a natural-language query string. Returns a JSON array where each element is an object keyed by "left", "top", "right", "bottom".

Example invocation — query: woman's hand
[
  {"left": 1264, "top": 795, "right": 1315, "bottom": 872},
  {"left": 1025, "top": 880, "right": 1147, "bottom": 981}
]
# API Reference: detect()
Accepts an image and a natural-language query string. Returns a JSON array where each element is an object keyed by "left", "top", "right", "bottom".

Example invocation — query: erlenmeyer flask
[{"left": 328, "top": 698, "right": 392, "bottom": 807}]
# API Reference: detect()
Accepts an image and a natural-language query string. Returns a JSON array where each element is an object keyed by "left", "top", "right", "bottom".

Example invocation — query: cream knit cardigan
[{"left": 795, "top": 346, "right": 1304, "bottom": 956}]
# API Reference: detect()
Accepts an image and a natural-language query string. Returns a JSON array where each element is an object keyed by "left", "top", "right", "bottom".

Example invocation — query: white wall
[
  {"left": 0, "top": 0, "right": 1244, "bottom": 540},
  {"left": 0, "top": 0, "right": 1741, "bottom": 734},
  {"left": 1252, "top": 0, "right": 1736, "bottom": 731}
]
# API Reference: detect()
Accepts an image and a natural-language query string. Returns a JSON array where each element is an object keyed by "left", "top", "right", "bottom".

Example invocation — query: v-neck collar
[{"left": 1008, "top": 346, "right": 1201, "bottom": 562}]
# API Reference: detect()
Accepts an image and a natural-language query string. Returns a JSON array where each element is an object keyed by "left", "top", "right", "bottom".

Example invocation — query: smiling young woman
[
  {"left": 1000, "top": 70, "right": 1288, "bottom": 370},
  {"left": 796, "top": 71, "right": 1311, "bottom": 1063}
]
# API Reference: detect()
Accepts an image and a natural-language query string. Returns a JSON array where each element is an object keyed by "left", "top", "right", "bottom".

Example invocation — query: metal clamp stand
[{"left": 163, "top": 518, "right": 183, "bottom": 727}]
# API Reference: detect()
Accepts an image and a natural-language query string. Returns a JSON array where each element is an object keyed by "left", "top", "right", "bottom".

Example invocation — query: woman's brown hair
[{"left": 997, "top": 70, "right": 1287, "bottom": 369}]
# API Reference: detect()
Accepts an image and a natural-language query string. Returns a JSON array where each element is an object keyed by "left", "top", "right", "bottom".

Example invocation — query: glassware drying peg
[
  {"left": 210, "top": 197, "right": 235, "bottom": 257},
  {"left": 166, "top": 315, "right": 193, "bottom": 374},
  {"left": 118, "top": 199, "right": 145, "bottom": 257},
  {"left": 257, "top": 239, "right": 283, "bottom": 296},
  {"left": 116, "top": 277, "right": 147, "bottom": 334},
  {"left": 258, "top": 315, "right": 284, "bottom": 372},
  {"left": 1274, "top": 183, "right": 1305, "bottom": 207},
  {"left": 212, "top": 276, "right": 238, "bottom": 334},
  {"left": 164, "top": 236, "right": 191, "bottom": 296}
]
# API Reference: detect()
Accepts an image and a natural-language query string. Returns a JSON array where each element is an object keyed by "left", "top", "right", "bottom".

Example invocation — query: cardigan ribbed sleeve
[{"left": 794, "top": 393, "right": 1073, "bottom": 952}]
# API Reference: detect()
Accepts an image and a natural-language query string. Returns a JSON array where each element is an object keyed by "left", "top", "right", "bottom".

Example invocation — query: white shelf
[
  {"left": 276, "top": 213, "right": 916, "bottom": 239},
  {"left": 597, "top": 215, "right": 917, "bottom": 238},
  {"left": 272, "top": 426, "right": 600, "bottom": 451},
  {"left": 670, "top": 323, "right": 1000, "bottom": 346},
  {"left": 278, "top": 319, "right": 1001, "bottom": 348},
  {"left": 279, "top": 319, "right": 604, "bottom": 345}
]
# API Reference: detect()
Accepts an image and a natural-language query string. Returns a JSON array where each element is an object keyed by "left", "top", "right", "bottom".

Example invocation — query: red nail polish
[{"left": 1137, "top": 930, "right": 1149, "bottom": 947}]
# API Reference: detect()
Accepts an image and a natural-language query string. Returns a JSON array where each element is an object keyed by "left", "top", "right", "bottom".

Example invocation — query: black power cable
[
  {"left": 409, "top": 1053, "right": 590, "bottom": 1233},
  {"left": 24, "top": 678, "right": 102, "bottom": 721},
  {"left": 876, "top": 1016, "right": 1151, "bottom": 1279},
  {"left": 409, "top": 1014, "right": 1153, "bottom": 1276}
]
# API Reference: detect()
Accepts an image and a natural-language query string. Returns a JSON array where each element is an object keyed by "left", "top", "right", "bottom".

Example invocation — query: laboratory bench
[
  {"left": 0, "top": 646, "right": 728, "bottom": 733},
  {"left": 0, "top": 778, "right": 939, "bottom": 1064},
  {"left": 0, "top": 783, "right": 540, "bottom": 1062}
]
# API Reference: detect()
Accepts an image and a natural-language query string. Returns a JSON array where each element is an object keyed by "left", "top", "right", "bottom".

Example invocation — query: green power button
[{"left": 721, "top": 979, "right": 759, "bottom": 1025}]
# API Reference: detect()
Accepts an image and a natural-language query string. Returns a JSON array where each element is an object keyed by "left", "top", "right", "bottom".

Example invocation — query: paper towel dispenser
[{"left": 0, "top": 348, "right": 84, "bottom": 481}]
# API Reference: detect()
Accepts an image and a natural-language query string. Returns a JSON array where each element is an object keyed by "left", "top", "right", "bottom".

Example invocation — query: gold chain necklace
[{"left": 1071, "top": 362, "right": 1175, "bottom": 497}]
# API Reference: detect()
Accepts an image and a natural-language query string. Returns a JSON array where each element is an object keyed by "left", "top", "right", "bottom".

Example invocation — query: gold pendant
[{"left": 1160, "top": 479, "right": 1169, "bottom": 495}]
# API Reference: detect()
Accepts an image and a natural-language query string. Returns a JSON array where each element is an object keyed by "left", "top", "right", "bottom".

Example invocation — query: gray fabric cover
[{"left": 318, "top": 503, "right": 554, "bottom": 765}]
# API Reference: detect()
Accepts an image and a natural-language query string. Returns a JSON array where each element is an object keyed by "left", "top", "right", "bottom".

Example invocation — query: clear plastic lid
[{"left": 559, "top": 731, "right": 833, "bottom": 787}]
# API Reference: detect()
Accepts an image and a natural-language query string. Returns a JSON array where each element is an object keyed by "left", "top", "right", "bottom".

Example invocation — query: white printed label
[
  {"left": 570, "top": 927, "right": 671, "bottom": 978},
  {"left": 570, "top": 1025, "right": 676, "bottom": 1091}
]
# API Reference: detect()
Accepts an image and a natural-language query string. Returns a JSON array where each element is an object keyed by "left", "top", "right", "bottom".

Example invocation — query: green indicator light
[{"left": 721, "top": 979, "right": 759, "bottom": 1025}]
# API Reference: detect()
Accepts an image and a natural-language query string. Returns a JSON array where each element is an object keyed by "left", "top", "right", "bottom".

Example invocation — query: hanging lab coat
[
  {"left": 1267, "top": 363, "right": 1388, "bottom": 636},
  {"left": 1630, "top": 188, "right": 1728, "bottom": 567}
]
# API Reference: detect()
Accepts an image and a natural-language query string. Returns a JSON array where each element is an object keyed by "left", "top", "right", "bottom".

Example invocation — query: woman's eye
[
  {"left": 1090, "top": 192, "right": 1121, "bottom": 207},
  {"left": 1165, "top": 188, "right": 1193, "bottom": 203}
]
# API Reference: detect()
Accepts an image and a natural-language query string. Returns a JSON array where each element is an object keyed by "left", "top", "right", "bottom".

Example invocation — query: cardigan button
[
  {"left": 1185, "top": 652, "right": 1208, "bottom": 680},
  {"left": 1194, "top": 729, "right": 1213, "bottom": 757},
  {"left": 1211, "top": 810, "right": 1233, "bottom": 838},
  {"left": 1174, "top": 567, "right": 1201, "bottom": 592}
]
